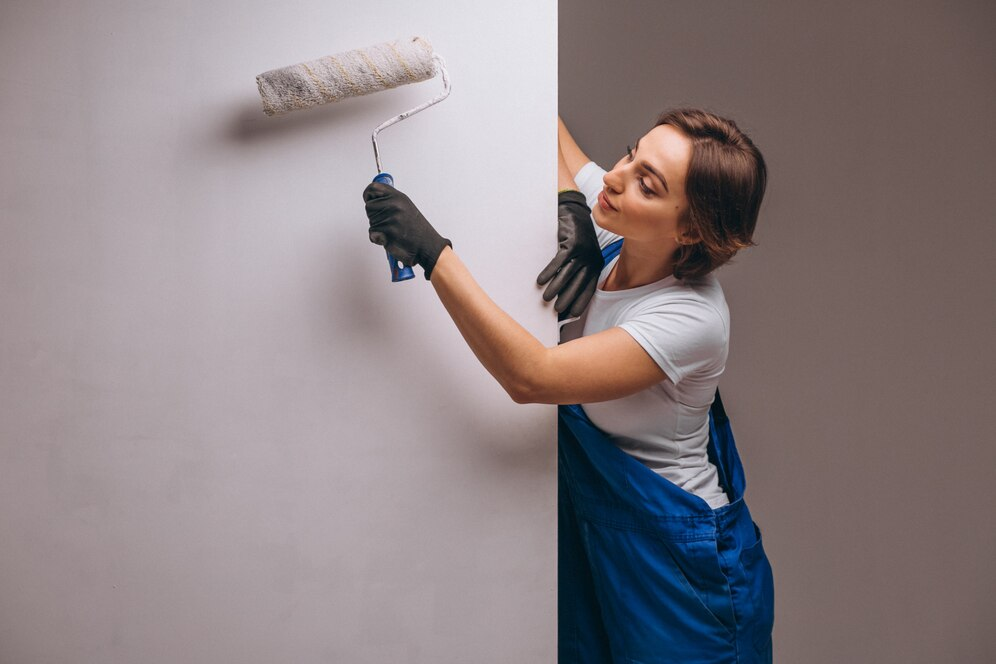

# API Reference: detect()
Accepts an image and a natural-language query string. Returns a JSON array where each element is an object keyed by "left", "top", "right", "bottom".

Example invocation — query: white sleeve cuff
[{"left": 574, "top": 161, "right": 604, "bottom": 209}]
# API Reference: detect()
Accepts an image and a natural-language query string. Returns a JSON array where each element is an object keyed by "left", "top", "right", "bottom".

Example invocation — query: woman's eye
[{"left": 626, "top": 146, "right": 652, "bottom": 195}]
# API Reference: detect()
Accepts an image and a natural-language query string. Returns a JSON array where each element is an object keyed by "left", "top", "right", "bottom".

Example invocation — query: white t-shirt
[{"left": 560, "top": 161, "right": 731, "bottom": 509}]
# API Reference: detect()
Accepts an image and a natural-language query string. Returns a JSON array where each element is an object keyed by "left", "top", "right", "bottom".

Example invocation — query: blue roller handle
[{"left": 373, "top": 172, "right": 415, "bottom": 282}]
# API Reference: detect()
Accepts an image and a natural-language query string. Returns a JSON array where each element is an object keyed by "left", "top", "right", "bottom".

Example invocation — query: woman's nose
[{"left": 603, "top": 167, "right": 623, "bottom": 193}]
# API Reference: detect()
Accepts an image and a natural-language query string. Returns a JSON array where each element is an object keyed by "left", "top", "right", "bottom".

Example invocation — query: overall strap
[
  {"left": 711, "top": 388, "right": 728, "bottom": 424},
  {"left": 601, "top": 238, "right": 623, "bottom": 264}
]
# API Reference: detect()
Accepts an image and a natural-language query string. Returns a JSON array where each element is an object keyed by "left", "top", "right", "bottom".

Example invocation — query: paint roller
[{"left": 256, "top": 36, "right": 452, "bottom": 281}]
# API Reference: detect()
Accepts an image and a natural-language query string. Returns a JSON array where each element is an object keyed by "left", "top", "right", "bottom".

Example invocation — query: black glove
[
  {"left": 537, "top": 190, "right": 603, "bottom": 317},
  {"left": 363, "top": 182, "right": 452, "bottom": 280}
]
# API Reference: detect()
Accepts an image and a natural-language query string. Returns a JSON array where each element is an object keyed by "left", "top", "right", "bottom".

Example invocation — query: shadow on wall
[
  {"left": 323, "top": 238, "right": 554, "bottom": 477},
  {"left": 226, "top": 93, "right": 393, "bottom": 143}
]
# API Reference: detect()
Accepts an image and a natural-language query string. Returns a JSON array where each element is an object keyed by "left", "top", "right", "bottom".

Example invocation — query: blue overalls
[{"left": 558, "top": 240, "right": 775, "bottom": 663}]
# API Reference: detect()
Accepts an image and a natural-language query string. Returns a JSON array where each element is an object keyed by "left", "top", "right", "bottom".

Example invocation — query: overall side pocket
[{"left": 738, "top": 521, "right": 775, "bottom": 655}]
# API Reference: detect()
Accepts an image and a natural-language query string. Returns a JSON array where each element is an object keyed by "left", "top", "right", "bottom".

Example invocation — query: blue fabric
[
  {"left": 558, "top": 396, "right": 775, "bottom": 663},
  {"left": 601, "top": 238, "right": 624, "bottom": 265},
  {"left": 558, "top": 237, "right": 774, "bottom": 661}
]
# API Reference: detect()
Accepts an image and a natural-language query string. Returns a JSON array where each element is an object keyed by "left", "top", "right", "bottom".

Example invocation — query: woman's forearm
[
  {"left": 558, "top": 116, "right": 592, "bottom": 177},
  {"left": 429, "top": 246, "right": 547, "bottom": 403},
  {"left": 412, "top": 123, "right": 591, "bottom": 403},
  {"left": 559, "top": 142, "right": 579, "bottom": 191}
]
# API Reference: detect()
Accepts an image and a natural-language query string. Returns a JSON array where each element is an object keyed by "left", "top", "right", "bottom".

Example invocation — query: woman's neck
[{"left": 601, "top": 240, "right": 679, "bottom": 291}]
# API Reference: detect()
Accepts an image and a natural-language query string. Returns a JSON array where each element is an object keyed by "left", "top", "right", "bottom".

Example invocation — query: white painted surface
[{"left": 0, "top": 1, "right": 557, "bottom": 661}]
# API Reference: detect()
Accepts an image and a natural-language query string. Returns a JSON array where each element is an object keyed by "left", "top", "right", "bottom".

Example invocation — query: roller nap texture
[{"left": 256, "top": 37, "right": 436, "bottom": 116}]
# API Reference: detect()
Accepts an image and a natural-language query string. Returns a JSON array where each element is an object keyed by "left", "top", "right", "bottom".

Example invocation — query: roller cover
[{"left": 256, "top": 36, "right": 436, "bottom": 116}]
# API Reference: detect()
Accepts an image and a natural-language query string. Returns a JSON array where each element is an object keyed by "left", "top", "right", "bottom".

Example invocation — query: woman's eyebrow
[{"left": 634, "top": 138, "right": 670, "bottom": 193}]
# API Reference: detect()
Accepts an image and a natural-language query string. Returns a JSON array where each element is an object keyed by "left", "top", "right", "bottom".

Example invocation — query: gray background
[
  {"left": 561, "top": 0, "right": 995, "bottom": 662},
  {"left": 0, "top": 0, "right": 557, "bottom": 662}
]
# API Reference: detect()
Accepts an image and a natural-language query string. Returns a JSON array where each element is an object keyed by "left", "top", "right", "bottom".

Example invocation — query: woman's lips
[{"left": 598, "top": 191, "right": 616, "bottom": 212}]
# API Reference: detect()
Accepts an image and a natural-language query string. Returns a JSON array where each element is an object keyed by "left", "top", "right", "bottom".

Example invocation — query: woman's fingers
[
  {"left": 537, "top": 248, "right": 570, "bottom": 286},
  {"left": 543, "top": 258, "right": 581, "bottom": 303},
  {"left": 362, "top": 181, "right": 397, "bottom": 206},
  {"left": 555, "top": 265, "right": 592, "bottom": 314},
  {"left": 565, "top": 272, "right": 598, "bottom": 318}
]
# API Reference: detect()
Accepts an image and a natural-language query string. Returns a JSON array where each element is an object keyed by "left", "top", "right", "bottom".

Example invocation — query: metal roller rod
[{"left": 372, "top": 55, "right": 451, "bottom": 174}]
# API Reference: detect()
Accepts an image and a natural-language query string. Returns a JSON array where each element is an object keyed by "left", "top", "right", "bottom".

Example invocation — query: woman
[{"left": 363, "top": 108, "right": 774, "bottom": 663}]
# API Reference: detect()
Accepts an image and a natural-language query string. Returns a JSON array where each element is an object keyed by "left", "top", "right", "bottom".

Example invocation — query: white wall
[{"left": 0, "top": 1, "right": 557, "bottom": 661}]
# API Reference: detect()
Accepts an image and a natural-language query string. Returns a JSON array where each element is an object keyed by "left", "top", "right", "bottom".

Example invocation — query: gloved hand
[
  {"left": 537, "top": 190, "right": 603, "bottom": 317},
  {"left": 363, "top": 182, "right": 452, "bottom": 280}
]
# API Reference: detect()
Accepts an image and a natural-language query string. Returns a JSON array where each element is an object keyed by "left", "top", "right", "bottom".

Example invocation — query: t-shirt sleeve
[
  {"left": 617, "top": 299, "right": 728, "bottom": 386},
  {"left": 573, "top": 161, "right": 623, "bottom": 250}
]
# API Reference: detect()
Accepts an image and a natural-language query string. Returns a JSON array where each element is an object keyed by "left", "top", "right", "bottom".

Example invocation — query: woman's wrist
[{"left": 428, "top": 244, "right": 455, "bottom": 283}]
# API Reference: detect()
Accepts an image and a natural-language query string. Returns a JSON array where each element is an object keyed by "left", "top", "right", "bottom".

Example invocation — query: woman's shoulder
[
  {"left": 608, "top": 275, "right": 729, "bottom": 384},
  {"left": 622, "top": 273, "right": 730, "bottom": 339},
  {"left": 629, "top": 270, "right": 726, "bottom": 307},
  {"left": 683, "top": 272, "right": 729, "bottom": 318}
]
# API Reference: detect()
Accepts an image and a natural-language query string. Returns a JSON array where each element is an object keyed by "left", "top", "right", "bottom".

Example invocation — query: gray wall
[
  {"left": 561, "top": 0, "right": 995, "bottom": 662},
  {"left": 0, "top": 0, "right": 557, "bottom": 662}
]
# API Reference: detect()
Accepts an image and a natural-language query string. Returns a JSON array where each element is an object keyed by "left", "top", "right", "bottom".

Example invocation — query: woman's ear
[
  {"left": 675, "top": 211, "right": 702, "bottom": 246},
  {"left": 675, "top": 228, "right": 702, "bottom": 246}
]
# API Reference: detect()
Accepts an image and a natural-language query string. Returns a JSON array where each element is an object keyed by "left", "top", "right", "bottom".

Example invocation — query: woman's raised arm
[
  {"left": 364, "top": 182, "right": 666, "bottom": 405},
  {"left": 430, "top": 246, "right": 667, "bottom": 405},
  {"left": 558, "top": 116, "right": 593, "bottom": 177},
  {"left": 559, "top": 141, "right": 579, "bottom": 191}
]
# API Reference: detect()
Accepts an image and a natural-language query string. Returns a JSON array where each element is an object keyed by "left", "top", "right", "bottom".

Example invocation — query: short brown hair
[{"left": 656, "top": 108, "right": 767, "bottom": 280}]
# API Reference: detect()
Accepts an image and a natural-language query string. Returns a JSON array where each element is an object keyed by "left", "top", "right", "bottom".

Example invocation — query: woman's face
[{"left": 592, "top": 124, "right": 693, "bottom": 245}]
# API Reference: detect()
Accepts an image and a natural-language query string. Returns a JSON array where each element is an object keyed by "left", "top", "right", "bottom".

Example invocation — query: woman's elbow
[
  {"left": 504, "top": 353, "right": 563, "bottom": 404},
  {"left": 507, "top": 382, "right": 538, "bottom": 405},
  {"left": 506, "top": 378, "right": 559, "bottom": 405}
]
